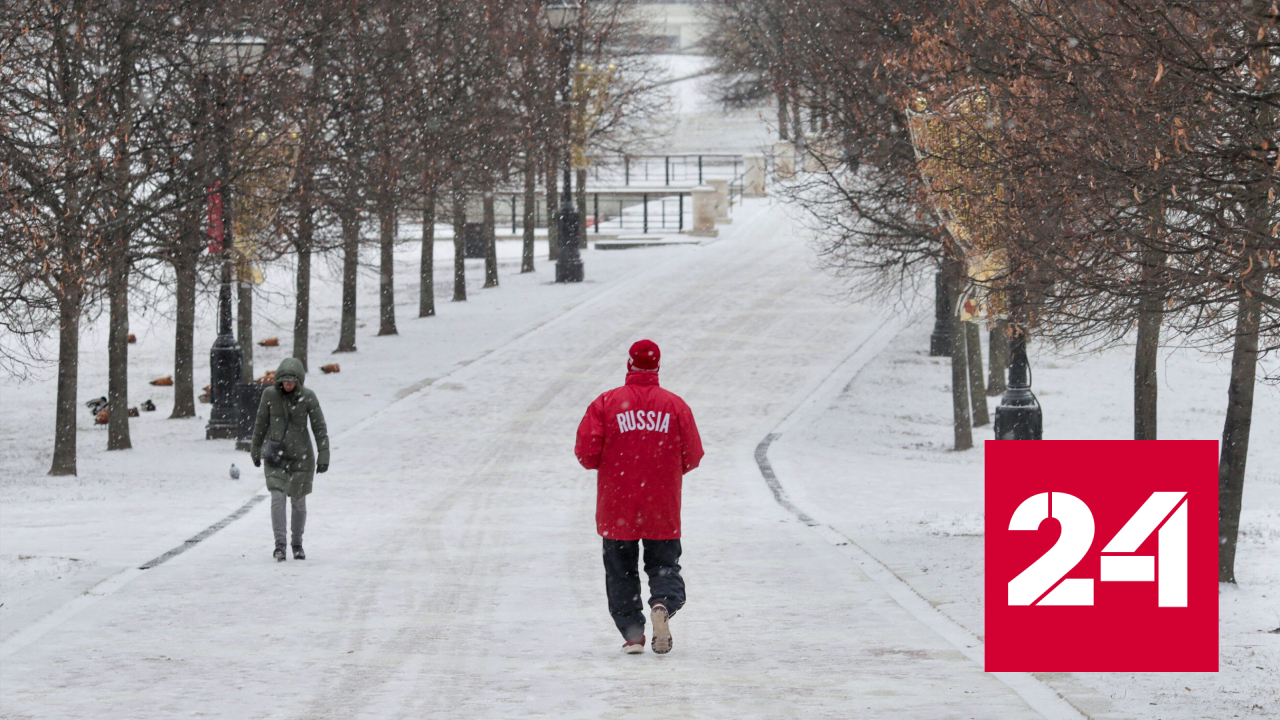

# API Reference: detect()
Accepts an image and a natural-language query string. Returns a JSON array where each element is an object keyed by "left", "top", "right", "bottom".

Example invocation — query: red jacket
[{"left": 575, "top": 372, "right": 704, "bottom": 540}]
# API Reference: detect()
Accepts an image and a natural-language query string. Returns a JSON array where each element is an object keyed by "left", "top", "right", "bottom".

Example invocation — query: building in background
[{"left": 636, "top": 1, "right": 707, "bottom": 53}]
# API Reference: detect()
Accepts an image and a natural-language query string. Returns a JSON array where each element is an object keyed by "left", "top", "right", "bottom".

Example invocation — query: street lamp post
[
  {"left": 546, "top": 0, "right": 583, "bottom": 283},
  {"left": 190, "top": 29, "right": 265, "bottom": 440},
  {"left": 993, "top": 293, "right": 1043, "bottom": 440},
  {"left": 206, "top": 196, "right": 241, "bottom": 440}
]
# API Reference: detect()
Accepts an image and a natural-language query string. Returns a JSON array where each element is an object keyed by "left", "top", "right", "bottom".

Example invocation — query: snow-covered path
[{"left": 3, "top": 202, "right": 1046, "bottom": 719}]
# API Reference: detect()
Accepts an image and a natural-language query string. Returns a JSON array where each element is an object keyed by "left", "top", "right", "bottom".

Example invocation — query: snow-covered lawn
[{"left": 771, "top": 316, "right": 1280, "bottom": 720}]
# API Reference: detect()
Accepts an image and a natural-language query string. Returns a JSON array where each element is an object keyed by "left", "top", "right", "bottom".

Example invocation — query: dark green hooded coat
[{"left": 251, "top": 358, "right": 329, "bottom": 498}]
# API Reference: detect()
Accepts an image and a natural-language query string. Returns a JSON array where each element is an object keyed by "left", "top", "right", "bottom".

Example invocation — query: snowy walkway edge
[
  {"left": 0, "top": 568, "right": 144, "bottom": 660},
  {"left": 753, "top": 317, "right": 1090, "bottom": 720},
  {"left": 138, "top": 493, "right": 269, "bottom": 570},
  {"left": 0, "top": 493, "right": 270, "bottom": 659}
]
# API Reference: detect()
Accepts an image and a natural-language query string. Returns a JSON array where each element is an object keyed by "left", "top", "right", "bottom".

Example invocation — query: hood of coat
[
  {"left": 275, "top": 358, "right": 306, "bottom": 390},
  {"left": 624, "top": 370, "right": 659, "bottom": 386}
]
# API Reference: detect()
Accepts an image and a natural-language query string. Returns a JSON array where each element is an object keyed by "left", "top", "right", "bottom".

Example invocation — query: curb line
[{"left": 753, "top": 320, "right": 1089, "bottom": 720}]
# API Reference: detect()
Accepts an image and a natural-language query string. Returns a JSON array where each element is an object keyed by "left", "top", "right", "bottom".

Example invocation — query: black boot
[
  {"left": 274, "top": 545, "right": 287, "bottom": 562},
  {"left": 292, "top": 545, "right": 305, "bottom": 560}
]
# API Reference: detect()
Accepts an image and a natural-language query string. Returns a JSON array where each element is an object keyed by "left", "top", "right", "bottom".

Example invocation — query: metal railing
[
  {"left": 418, "top": 153, "right": 757, "bottom": 235},
  {"left": 728, "top": 172, "right": 746, "bottom": 209},
  {"left": 589, "top": 191, "right": 690, "bottom": 234},
  {"left": 589, "top": 153, "right": 743, "bottom": 187},
  {"left": 482, "top": 191, "right": 690, "bottom": 235},
  {"left": 414, "top": 157, "right": 764, "bottom": 237}
]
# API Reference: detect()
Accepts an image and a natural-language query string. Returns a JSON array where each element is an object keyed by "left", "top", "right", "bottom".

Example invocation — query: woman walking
[{"left": 251, "top": 358, "right": 329, "bottom": 561}]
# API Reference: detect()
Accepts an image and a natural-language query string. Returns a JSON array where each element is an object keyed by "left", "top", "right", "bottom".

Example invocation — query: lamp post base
[
  {"left": 993, "top": 330, "right": 1041, "bottom": 440},
  {"left": 555, "top": 208, "right": 583, "bottom": 283},
  {"left": 555, "top": 257, "right": 583, "bottom": 283},
  {"left": 206, "top": 328, "right": 242, "bottom": 440},
  {"left": 232, "top": 382, "right": 268, "bottom": 450},
  {"left": 929, "top": 331, "right": 951, "bottom": 357},
  {"left": 206, "top": 411, "right": 240, "bottom": 440},
  {"left": 993, "top": 387, "right": 1042, "bottom": 440}
]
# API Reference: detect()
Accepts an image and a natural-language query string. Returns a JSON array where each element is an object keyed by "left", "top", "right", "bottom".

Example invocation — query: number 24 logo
[{"left": 1007, "top": 492, "right": 1188, "bottom": 608}]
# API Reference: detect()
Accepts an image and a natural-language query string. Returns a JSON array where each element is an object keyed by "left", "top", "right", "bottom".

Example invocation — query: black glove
[
  {"left": 253, "top": 457, "right": 261, "bottom": 468},
  {"left": 316, "top": 462, "right": 328, "bottom": 474}
]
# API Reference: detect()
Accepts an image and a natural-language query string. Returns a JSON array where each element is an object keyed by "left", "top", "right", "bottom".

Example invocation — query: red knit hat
[{"left": 628, "top": 339, "right": 661, "bottom": 371}]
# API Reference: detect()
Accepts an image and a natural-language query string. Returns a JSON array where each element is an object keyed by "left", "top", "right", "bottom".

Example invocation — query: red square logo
[{"left": 985, "top": 440, "right": 1219, "bottom": 672}]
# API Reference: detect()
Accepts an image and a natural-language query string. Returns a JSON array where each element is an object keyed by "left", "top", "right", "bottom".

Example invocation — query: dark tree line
[
  {"left": 1, "top": 0, "right": 661, "bottom": 476},
  {"left": 705, "top": 0, "right": 1278, "bottom": 582}
]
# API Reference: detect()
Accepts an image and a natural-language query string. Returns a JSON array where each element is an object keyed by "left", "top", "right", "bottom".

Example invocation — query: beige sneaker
[
  {"left": 650, "top": 604, "right": 672, "bottom": 654},
  {"left": 621, "top": 636, "right": 646, "bottom": 654}
]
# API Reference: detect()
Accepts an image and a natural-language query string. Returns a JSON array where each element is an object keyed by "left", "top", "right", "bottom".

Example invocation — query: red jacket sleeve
[
  {"left": 678, "top": 403, "right": 704, "bottom": 474},
  {"left": 575, "top": 396, "right": 605, "bottom": 470}
]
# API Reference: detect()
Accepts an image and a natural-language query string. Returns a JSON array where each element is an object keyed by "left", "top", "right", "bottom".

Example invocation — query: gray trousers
[{"left": 270, "top": 490, "right": 306, "bottom": 547}]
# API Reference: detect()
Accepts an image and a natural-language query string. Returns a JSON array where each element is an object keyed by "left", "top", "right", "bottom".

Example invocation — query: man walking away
[
  {"left": 575, "top": 340, "right": 704, "bottom": 654},
  {"left": 251, "top": 358, "right": 329, "bottom": 561}
]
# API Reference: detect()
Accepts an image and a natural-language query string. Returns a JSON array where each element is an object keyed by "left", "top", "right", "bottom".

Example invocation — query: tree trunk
[
  {"left": 546, "top": 163, "right": 559, "bottom": 261},
  {"left": 452, "top": 187, "right": 467, "bottom": 302},
  {"left": 987, "top": 320, "right": 1009, "bottom": 396},
  {"left": 107, "top": 244, "right": 132, "bottom": 450},
  {"left": 420, "top": 186, "right": 436, "bottom": 317},
  {"left": 107, "top": 17, "right": 133, "bottom": 450},
  {"left": 791, "top": 92, "right": 807, "bottom": 158},
  {"left": 293, "top": 158, "right": 316, "bottom": 370},
  {"left": 1134, "top": 244, "right": 1166, "bottom": 440},
  {"left": 335, "top": 208, "right": 359, "bottom": 353},
  {"left": 171, "top": 251, "right": 197, "bottom": 418},
  {"left": 293, "top": 186, "right": 314, "bottom": 369},
  {"left": 1218, "top": 289, "right": 1260, "bottom": 583},
  {"left": 50, "top": 291, "right": 81, "bottom": 475},
  {"left": 378, "top": 193, "right": 398, "bottom": 336},
  {"left": 522, "top": 163, "right": 536, "bottom": 273},
  {"left": 576, "top": 168, "right": 588, "bottom": 249},
  {"left": 237, "top": 269, "right": 253, "bottom": 382},
  {"left": 294, "top": 244, "right": 311, "bottom": 370},
  {"left": 949, "top": 266, "right": 973, "bottom": 451},
  {"left": 1134, "top": 303, "right": 1161, "bottom": 441},
  {"left": 965, "top": 322, "right": 989, "bottom": 427},
  {"left": 483, "top": 189, "right": 498, "bottom": 288},
  {"left": 776, "top": 84, "right": 790, "bottom": 141}
]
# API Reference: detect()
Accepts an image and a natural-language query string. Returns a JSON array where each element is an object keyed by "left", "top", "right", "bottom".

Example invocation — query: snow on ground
[
  {"left": 2, "top": 199, "right": 1055, "bottom": 719},
  {"left": 771, "top": 316, "right": 1280, "bottom": 719},
  {"left": 3, "top": 190, "right": 1277, "bottom": 718},
  {"left": 0, "top": 235, "right": 686, "bottom": 638}
]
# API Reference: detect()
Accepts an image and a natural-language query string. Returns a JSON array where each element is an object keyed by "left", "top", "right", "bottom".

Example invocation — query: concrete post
[
  {"left": 743, "top": 155, "right": 766, "bottom": 197},
  {"left": 708, "top": 178, "right": 730, "bottom": 223},
  {"left": 803, "top": 140, "right": 833, "bottom": 173},
  {"left": 688, "top": 185, "right": 718, "bottom": 237},
  {"left": 773, "top": 141, "right": 795, "bottom": 180}
]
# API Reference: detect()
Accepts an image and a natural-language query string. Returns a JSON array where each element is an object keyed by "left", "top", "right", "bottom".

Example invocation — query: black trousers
[{"left": 602, "top": 538, "right": 685, "bottom": 641}]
